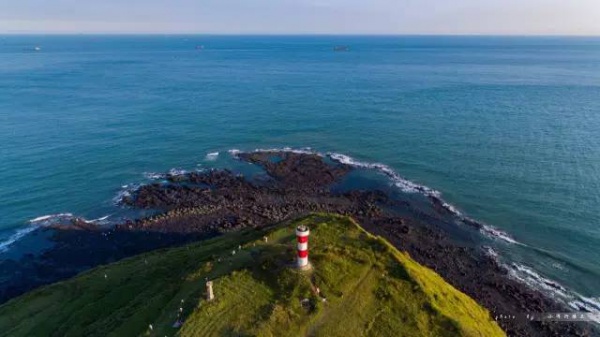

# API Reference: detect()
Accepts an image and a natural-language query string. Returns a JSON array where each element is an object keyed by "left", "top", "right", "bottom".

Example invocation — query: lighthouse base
[{"left": 296, "top": 262, "right": 313, "bottom": 271}]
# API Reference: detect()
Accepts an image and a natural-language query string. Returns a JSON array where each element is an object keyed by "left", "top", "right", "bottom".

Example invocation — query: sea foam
[
  {"left": 325, "top": 151, "right": 519, "bottom": 245},
  {"left": 168, "top": 168, "right": 187, "bottom": 176},
  {"left": 479, "top": 224, "right": 520, "bottom": 245},
  {"left": 83, "top": 215, "right": 111, "bottom": 225},
  {"left": 229, "top": 147, "right": 318, "bottom": 158},
  {"left": 113, "top": 183, "right": 142, "bottom": 205},
  {"left": 0, "top": 226, "right": 37, "bottom": 253},
  {"left": 228, "top": 149, "right": 241, "bottom": 157},
  {"left": 143, "top": 168, "right": 188, "bottom": 181},
  {"left": 143, "top": 172, "right": 167, "bottom": 180},
  {"left": 28, "top": 213, "right": 111, "bottom": 226},
  {"left": 205, "top": 152, "right": 220, "bottom": 161},
  {"left": 327, "top": 152, "right": 441, "bottom": 196},
  {"left": 228, "top": 147, "right": 519, "bottom": 245},
  {"left": 29, "top": 213, "right": 75, "bottom": 225},
  {"left": 508, "top": 262, "right": 600, "bottom": 322},
  {"left": 1, "top": 213, "right": 111, "bottom": 253}
]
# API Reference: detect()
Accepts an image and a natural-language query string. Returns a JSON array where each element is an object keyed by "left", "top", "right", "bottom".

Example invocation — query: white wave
[
  {"left": 228, "top": 149, "right": 241, "bottom": 157},
  {"left": 510, "top": 263, "right": 568, "bottom": 295},
  {"left": 83, "top": 215, "right": 111, "bottom": 224},
  {"left": 480, "top": 224, "right": 519, "bottom": 245},
  {"left": 327, "top": 152, "right": 520, "bottom": 245},
  {"left": 168, "top": 168, "right": 187, "bottom": 176},
  {"left": 440, "top": 202, "right": 463, "bottom": 216},
  {"left": 2, "top": 212, "right": 112, "bottom": 254},
  {"left": 228, "top": 148, "right": 521, "bottom": 246},
  {"left": 2, "top": 213, "right": 75, "bottom": 253},
  {"left": 28, "top": 213, "right": 110, "bottom": 226},
  {"left": 483, "top": 246, "right": 499, "bottom": 260},
  {"left": 508, "top": 263, "right": 571, "bottom": 304},
  {"left": 229, "top": 148, "right": 521, "bottom": 246},
  {"left": 228, "top": 147, "right": 320, "bottom": 158},
  {"left": 253, "top": 147, "right": 319, "bottom": 156},
  {"left": 122, "top": 167, "right": 193, "bottom": 206},
  {"left": 144, "top": 172, "right": 166, "bottom": 180},
  {"left": 205, "top": 152, "right": 219, "bottom": 161},
  {"left": 327, "top": 152, "right": 442, "bottom": 197},
  {"left": 508, "top": 262, "right": 600, "bottom": 323},
  {"left": 114, "top": 189, "right": 131, "bottom": 204},
  {"left": 328, "top": 152, "right": 521, "bottom": 246},
  {"left": 569, "top": 297, "right": 600, "bottom": 313},
  {"left": 29, "top": 213, "right": 74, "bottom": 225},
  {"left": 0, "top": 226, "right": 37, "bottom": 253},
  {"left": 113, "top": 183, "right": 142, "bottom": 205},
  {"left": 144, "top": 168, "right": 187, "bottom": 180}
]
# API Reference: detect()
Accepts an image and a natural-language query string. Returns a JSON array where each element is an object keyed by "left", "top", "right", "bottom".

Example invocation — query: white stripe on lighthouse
[
  {"left": 297, "top": 257, "right": 308, "bottom": 267},
  {"left": 296, "top": 225, "right": 310, "bottom": 268}
]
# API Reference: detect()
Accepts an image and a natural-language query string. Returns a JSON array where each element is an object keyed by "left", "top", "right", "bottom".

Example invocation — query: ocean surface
[{"left": 0, "top": 35, "right": 599, "bottom": 309}]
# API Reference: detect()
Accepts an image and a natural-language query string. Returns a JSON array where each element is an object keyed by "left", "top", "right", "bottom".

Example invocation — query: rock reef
[{"left": 0, "top": 151, "right": 594, "bottom": 337}]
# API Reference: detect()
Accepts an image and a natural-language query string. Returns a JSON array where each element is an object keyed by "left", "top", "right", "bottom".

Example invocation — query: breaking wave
[
  {"left": 29, "top": 213, "right": 75, "bottom": 225},
  {"left": 168, "top": 168, "right": 188, "bottom": 176},
  {"left": 114, "top": 183, "right": 142, "bottom": 205},
  {"left": 479, "top": 224, "right": 520, "bottom": 245},
  {"left": 83, "top": 215, "right": 111, "bottom": 225},
  {"left": 28, "top": 213, "right": 111, "bottom": 226},
  {"left": 205, "top": 152, "right": 220, "bottom": 161},
  {"left": 1, "top": 213, "right": 112, "bottom": 253},
  {"left": 325, "top": 151, "right": 519, "bottom": 245},
  {"left": 229, "top": 147, "right": 520, "bottom": 245},
  {"left": 327, "top": 152, "right": 442, "bottom": 197},
  {"left": 228, "top": 149, "right": 241, "bottom": 157},
  {"left": 143, "top": 168, "right": 188, "bottom": 181},
  {"left": 143, "top": 172, "right": 166, "bottom": 180},
  {"left": 483, "top": 246, "right": 499, "bottom": 260},
  {"left": 0, "top": 226, "right": 37, "bottom": 253},
  {"left": 508, "top": 262, "right": 600, "bottom": 321},
  {"left": 229, "top": 147, "right": 317, "bottom": 158}
]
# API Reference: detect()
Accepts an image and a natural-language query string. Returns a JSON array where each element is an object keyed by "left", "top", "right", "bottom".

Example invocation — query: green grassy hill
[{"left": 0, "top": 214, "right": 505, "bottom": 337}]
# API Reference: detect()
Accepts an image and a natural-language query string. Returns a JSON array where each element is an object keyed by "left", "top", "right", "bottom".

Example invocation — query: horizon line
[{"left": 1, "top": 32, "right": 600, "bottom": 38}]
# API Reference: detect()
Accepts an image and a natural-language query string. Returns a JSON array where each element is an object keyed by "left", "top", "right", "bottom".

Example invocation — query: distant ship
[
  {"left": 333, "top": 45, "right": 350, "bottom": 52},
  {"left": 34, "top": 46, "right": 41, "bottom": 52}
]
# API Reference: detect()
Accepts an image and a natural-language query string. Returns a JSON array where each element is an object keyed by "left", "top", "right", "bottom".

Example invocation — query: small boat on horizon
[{"left": 333, "top": 45, "right": 350, "bottom": 52}]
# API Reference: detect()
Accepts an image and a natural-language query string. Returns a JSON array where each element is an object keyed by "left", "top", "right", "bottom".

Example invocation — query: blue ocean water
[{"left": 0, "top": 35, "right": 599, "bottom": 305}]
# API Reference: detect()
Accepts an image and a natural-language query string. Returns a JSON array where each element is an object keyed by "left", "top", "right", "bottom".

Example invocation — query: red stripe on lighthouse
[
  {"left": 296, "top": 225, "right": 310, "bottom": 268},
  {"left": 298, "top": 250, "right": 308, "bottom": 258}
]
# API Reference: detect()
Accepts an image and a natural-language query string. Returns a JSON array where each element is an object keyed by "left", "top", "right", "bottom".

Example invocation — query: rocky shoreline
[{"left": 0, "top": 151, "right": 594, "bottom": 336}]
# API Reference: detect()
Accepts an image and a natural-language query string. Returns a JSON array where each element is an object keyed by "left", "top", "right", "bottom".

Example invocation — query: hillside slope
[{"left": 0, "top": 214, "right": 504, "bottom": 337}]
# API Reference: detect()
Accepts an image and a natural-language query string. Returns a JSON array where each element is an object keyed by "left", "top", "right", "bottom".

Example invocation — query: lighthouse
[{"left": 296, "top": 225, "right": 310, "bottom": 269}]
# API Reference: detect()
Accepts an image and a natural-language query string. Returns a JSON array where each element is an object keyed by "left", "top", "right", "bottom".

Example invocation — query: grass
[{"left": 0, "top": 214, "right": 505, "bottom": 337}]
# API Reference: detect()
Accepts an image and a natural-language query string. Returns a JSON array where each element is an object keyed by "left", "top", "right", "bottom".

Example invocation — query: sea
[{"left": 0, "top": 35, "right": 598, "bottom": 312}]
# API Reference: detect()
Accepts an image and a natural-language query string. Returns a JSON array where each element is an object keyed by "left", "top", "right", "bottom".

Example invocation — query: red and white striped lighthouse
[{"left": 296, "top": 225, "right": 310, "bottom": 268}]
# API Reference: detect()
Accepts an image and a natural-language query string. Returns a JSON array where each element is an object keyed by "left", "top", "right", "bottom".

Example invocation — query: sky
[{"left": 0, "top": 0, "right": 599, "bottom": 35}]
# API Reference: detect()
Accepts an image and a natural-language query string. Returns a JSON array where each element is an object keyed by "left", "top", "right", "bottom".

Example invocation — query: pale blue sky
[{"left": 1, "top": 0, "right": 599, "bottom": 35}]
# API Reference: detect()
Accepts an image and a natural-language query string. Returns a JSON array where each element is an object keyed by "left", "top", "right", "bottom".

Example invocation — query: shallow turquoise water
[{"left": 0, "top": 35, "right": 599, "bottom": 301}]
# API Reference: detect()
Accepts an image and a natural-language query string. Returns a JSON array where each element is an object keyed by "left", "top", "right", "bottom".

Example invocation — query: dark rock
[{"left": 1, "top": 151, "right": 594, "bottom": 337}]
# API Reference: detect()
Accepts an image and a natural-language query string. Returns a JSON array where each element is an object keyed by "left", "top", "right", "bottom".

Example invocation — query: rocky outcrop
[{"left": 0, "top": 151, "right": 594, "bottom": 337}]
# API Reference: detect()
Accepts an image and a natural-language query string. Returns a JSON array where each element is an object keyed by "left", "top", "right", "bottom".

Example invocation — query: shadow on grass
[{"left": 0, "top": 226, "right": 213, "bottom": 304}]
